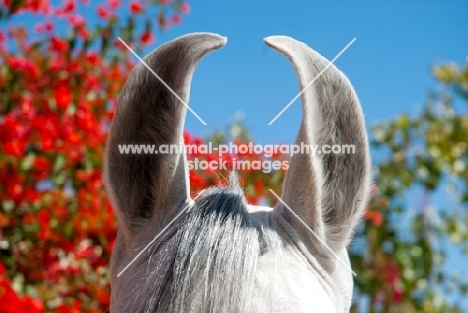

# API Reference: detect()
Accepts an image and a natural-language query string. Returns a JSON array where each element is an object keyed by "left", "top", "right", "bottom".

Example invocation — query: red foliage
[
  {"left": 96, "top": 5, "right": 110, "bottom": 19},
  {"left": 109, "top": 0, "right": 120, "bottom": 9},
  {"left": 172, "top": 13, "right": 181, "bottom": 25},
  {"left": 0, "top": 0, "right": 191, "bottom": 311},
  {"left": 363, "top": 185, "right": 385, "bottom": 226},
  {"left": 180, "top": 2, "right": 190, "bottom": 14},
  {"left": 364, "top": 210, "right": 383, "bottom": 226},
  {"left": 140, "top": 31, "right": 154, "bottom": 44},
  {"left": 129, "top": 1, "right": 144, "bottom": 14}
]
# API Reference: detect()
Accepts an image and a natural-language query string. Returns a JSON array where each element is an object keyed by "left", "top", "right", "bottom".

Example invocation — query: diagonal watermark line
[
  {"left": 117, "top": 195, "right": 200, "bottom": 277},
  {"left": 118, "top": 37, "right": 208, "bottom": 125},
  {"left": 268, "top": 189, "right": 357, "bottom": 276},
  {"left": 268, "top": 38, "right": 356, "bottom": 125}
]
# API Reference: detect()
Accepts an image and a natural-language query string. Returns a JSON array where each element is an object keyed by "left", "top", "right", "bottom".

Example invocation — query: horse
[{"left": 103, "top": 32, "right": 371, "bottom": 313}]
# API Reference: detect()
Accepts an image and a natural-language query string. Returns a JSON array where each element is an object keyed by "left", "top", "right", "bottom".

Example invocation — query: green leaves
[{"left": 353, "top": 61, "right": 468, "bottom": 312}]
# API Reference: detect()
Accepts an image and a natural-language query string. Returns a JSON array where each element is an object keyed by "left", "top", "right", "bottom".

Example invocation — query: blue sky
[{"left": 154, "top": 0, "right": 468, "bottom": 145}]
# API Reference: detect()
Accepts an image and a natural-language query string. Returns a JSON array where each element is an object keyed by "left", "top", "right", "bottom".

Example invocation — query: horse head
[{"left": 104, "top": 32, "right": 371, "bottom": 313}]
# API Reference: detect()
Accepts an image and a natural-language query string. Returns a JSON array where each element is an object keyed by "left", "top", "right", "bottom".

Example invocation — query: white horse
[{"left": 104, "top": 33, "right": 371, "bottom": 313}]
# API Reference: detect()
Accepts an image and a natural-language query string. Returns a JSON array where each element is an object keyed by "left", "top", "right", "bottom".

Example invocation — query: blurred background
[{"left": 0, "top": 0, "right": 467, "bottom": 312}]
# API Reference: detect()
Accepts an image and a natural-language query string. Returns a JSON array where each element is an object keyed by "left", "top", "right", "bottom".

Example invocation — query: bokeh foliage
[
  {"left": 351, "top": 62, "right": 468, "bottom": 313},
  {"left": 0, "top": 1, "right": 467, "bottom": 312}
]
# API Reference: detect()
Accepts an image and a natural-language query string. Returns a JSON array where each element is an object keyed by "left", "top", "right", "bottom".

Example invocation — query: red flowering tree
[
  {"left": 0, "top": 1, "right": 191, "bottom": 311},
  {"left": 0, "top": 1, "right": 467, "bottom": 312}
]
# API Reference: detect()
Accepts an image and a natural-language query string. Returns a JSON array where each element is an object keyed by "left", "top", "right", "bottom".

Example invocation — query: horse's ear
[
  {"left": 104, "top": 33, "right": 227, "bottom": 240},
  {"left": 264, "top": 36, "right": 371, "bottom": 251}
]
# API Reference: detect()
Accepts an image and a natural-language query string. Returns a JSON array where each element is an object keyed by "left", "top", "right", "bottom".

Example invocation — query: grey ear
[
  {"left": 104, "top": 33, "right": 227, "bottom": 240},
  {"left": 264, "top": 36, "right": 371, "bottom": 251}
]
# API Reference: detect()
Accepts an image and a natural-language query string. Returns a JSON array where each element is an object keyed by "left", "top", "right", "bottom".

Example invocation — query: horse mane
[{"left": 126, "top": 173, "right": 281, "bottom": 313}]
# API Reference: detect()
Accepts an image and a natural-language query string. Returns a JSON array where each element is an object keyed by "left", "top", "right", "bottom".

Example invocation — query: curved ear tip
[
  {"left": 216, "top": 34, "right": 228, "bottom": 47},
  {"left": 205, "top": 32, "right": 228, "bottom": 47},
  {"left": 185, "top": 32, "right": 228, "bottom": 48},
  {"left": 263, "top": 35, "right": 293, "bottom": 48}
]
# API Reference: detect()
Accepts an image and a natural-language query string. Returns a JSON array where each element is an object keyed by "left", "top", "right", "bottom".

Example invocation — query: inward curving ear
[
  {"left": 264, "top": 36, "right": 371, "bottom": 251},
  {"left": 104, "top": 33, "right": 227, "bottom": 240}
]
